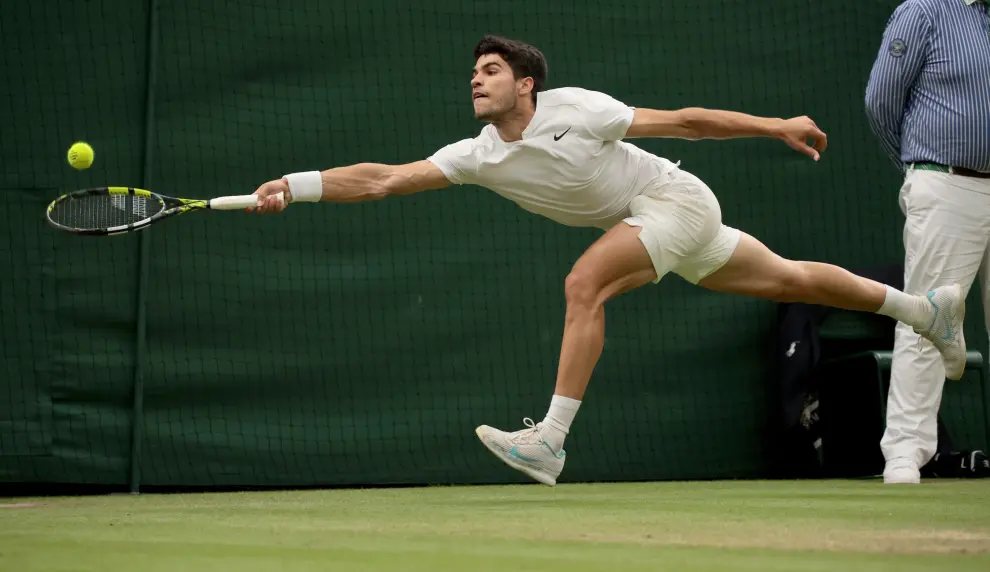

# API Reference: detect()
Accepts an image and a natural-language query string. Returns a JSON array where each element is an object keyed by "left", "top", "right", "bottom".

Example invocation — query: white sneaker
[
  {"left": 475, "top": 418, "right": 566, "bottom": 486},
  {"left": 916, "top": 284, "right": 966, "bottom": 381},
  {"left": 883, "top": 458, "right": 921, "bottom": 484}
]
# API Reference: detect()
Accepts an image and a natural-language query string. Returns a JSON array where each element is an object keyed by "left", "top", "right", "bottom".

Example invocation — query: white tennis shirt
[{"left": 427, "top": 87, "right": 678, "bottom": 229}]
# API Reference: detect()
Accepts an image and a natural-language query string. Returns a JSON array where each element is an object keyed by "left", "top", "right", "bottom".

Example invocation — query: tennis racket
[{"left": 45, "top": 186, "right": 283, "bottom": 236}]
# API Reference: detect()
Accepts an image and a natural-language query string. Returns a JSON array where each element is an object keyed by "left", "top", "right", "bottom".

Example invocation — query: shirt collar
[{"left": 963, "top": 0, "right": 981, "bottom": 5}]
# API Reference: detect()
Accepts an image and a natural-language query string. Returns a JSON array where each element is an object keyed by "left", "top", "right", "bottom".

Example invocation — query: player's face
[{"left": 471, "top": 54, "right": 519, "bottom": 121}]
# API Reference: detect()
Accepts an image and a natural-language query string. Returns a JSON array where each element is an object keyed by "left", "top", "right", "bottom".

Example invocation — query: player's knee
[
  {"left": 564, "top": 268, "right": 600, "bottom": 311},
  {"left": 773, "top": 261, "right": 812, "bottom": 302}
]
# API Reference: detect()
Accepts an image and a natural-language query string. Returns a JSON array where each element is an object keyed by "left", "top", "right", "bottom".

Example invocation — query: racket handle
[{"left": 209, "top": 192, "right": 284, "bottom": 211}]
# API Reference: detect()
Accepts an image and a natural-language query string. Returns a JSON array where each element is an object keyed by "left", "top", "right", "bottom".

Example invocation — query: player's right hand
[{"left": 248, "top": 178, "right": 292, "bottom": 214}]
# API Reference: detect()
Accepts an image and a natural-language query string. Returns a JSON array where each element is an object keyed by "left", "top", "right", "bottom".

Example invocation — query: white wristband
[{"left": 283, "top": 171, "right": 323, "bottom": 202}]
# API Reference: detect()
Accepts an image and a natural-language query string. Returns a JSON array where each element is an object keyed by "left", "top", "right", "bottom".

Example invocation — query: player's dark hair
[{"left": 473, "top": 35, "right": 547, "bottom": 105}]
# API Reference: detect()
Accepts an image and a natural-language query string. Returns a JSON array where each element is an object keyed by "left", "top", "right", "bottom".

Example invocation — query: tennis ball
[{"left": 67, "top": 141, "right": 94, "bottom": 170}]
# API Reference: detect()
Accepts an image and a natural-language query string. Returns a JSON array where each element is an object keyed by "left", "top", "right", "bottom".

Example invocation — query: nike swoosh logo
[
  {"left": 553, "top": 127, "right": 571, "bottom": 141},
  {"left": 508, "top": 445, "right": 541, "bottom": 463},
  {"left": 927, "top": 291, "right": 953, "bottom": 341}
]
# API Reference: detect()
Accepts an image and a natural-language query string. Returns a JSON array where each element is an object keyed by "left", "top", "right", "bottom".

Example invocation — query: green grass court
[{"left": 3, "top": 480, "right": 989, "bottom": 571}]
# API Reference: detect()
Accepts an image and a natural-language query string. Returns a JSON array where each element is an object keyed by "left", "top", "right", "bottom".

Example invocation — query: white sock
[
  {"left": 876, "top": 285, "right": 934, "bottom": 330},
  {"left": 540, "top": 395, "right": 581, "bottom": 452}
]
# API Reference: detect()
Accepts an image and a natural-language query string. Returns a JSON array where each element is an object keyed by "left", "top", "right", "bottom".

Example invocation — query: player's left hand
[{"left": 778, "top": 116, "right": 827, "bottom": 161}]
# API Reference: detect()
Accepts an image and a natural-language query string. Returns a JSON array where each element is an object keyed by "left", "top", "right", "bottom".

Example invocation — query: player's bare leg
[
  {"left": 475, "top": 222, "right": 656, "bottom": 485},
  {"left": 697, "top": 232, "right": 966, "bottom": 379},
  {"left": 553, "top": 223, "right": 658, "bottom": 399}
]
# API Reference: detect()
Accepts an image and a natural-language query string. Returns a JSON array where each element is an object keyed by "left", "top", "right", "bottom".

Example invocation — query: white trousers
[{"left": 882, "top": 167, "right": 990, "bottom": 469}]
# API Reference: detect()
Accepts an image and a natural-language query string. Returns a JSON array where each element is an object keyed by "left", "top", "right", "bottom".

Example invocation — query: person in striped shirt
[{"left": 865, "top": 0, "right": 990, "bottom": 484}]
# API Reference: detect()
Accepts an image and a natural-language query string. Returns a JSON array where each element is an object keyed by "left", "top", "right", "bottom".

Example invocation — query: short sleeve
[
  {"left": 427, "top": 138, "right": 478, "bottom": 185},
  {"left": 579, "top": 89, "right": 635, "bottom": 141}
]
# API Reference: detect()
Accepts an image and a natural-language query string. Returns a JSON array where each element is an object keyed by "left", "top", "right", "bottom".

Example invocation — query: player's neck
[{"left": 492, "top": 105, "right": 536, "bottom": 142}]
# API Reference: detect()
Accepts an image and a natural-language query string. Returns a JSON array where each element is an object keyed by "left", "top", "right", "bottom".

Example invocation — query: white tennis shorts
[{"left": 623, "top": 166, "right": 741, "bottom": 284}]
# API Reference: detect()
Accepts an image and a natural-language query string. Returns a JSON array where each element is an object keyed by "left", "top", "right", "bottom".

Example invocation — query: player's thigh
[
  {"left": 568, "top": 222, "right": 658, "bottom": 303},
  {"left": 694, "top": 230, "right": 792, "bottom": 296}
]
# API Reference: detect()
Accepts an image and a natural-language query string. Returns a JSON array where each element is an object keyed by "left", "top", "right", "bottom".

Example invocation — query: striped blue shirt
[{"left": 865, "top": 0, "right": 990, "bottom": 172}]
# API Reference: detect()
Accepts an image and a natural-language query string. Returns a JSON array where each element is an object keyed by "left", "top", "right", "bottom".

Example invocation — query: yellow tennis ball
[{"left": 67, "top": 142, "right": 94, "bottom": 170}]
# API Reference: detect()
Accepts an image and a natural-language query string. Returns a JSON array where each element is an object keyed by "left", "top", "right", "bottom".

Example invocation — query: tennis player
[{"left": 250, "top": 35, "right": 966, "bottom": 486}]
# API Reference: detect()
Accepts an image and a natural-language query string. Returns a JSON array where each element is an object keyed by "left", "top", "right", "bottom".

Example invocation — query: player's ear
[{"left": 517, "top": 76, "right": 534, "bottom": 97}]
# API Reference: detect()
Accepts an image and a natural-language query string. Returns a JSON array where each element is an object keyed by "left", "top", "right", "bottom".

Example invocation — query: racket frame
[{"left": 45, "top": 186, "right": 262, "bottom": 236}]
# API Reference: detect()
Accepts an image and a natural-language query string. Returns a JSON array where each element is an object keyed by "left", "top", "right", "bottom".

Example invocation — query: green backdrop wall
[{"left": 2, "top": 0, "right": 987, "bottom": 488}]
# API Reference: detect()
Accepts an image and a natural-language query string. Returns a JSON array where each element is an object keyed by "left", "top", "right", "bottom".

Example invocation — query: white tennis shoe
[
  {"left": 916, "top": 284, "right": 966, "bottom": 381},
  {"left": 475, "top": 418, "right": 566, "bottom": 486}
]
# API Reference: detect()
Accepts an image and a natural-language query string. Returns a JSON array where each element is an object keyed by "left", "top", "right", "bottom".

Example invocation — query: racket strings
[{"left": 50, "top": 193, "right": 163, "bottom": 230}]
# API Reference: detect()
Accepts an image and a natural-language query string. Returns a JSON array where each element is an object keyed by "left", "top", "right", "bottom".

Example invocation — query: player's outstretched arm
[
  {"left": 249, "top": 160, "right": 451, "bottom": 214},
  {"left": 625, "top": 107, "right": 827, "bottom": 161}
]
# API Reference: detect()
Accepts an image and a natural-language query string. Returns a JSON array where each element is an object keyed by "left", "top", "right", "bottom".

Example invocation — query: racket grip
[{"left": 210, "top": 192, "right": 284, "bottom": 210}]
